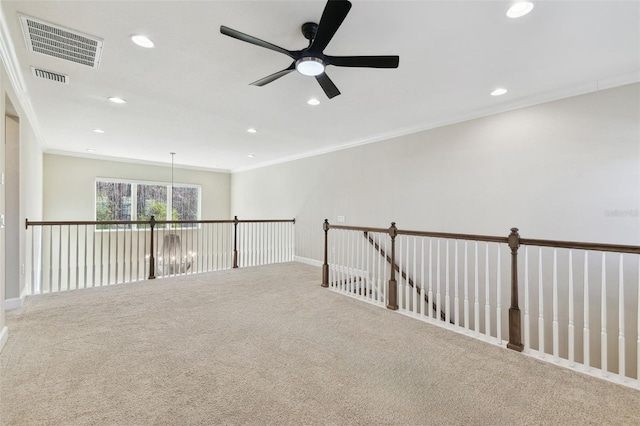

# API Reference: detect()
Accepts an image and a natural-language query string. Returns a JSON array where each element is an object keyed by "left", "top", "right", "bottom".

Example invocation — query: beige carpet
[{"left": 1, "top": 262, "right": 638, "bottom": 425}]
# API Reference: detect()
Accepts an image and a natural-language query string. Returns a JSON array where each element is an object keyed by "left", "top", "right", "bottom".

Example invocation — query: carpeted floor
[{"left": 1, "top": 262, "right": 638, "bottom": 425}]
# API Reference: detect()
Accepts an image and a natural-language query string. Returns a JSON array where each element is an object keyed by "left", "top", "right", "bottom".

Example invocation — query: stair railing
[
  {"left": 24, "top": 216, "right": 294, "bottom": 294},
  {"left": 321, "top": 219, "right": 640, "bottom": 388}
]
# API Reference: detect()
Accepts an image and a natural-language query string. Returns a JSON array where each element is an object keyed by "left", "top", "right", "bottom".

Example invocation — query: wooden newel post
[
  {"left": 507, "top": 227, "right": 524, "bottom": 352},
  {"left": 233, "top": 215, "right": 239, "bottom": 269},
  {"left": 321, "top": 219, "right": 329, "bottom": 287},
  {"left": 148, "top": 215, "right": 156, "bottom": 280},
  {"left": 386, "top": 222, "right": 398, "bottom": 310}
]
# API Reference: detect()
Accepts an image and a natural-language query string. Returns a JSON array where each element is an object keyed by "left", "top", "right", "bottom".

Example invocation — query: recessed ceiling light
[
  {"left": 108, "top": 97, "right": 126, "bottom": 104},
  {"left": 491, "top": 88, "right": 508, "bottom": 96},
  {"left": 131, "top": 34, "right": 154, "bottom": 48},
  {"left": 85, "top": 148, "right": 96, "bottom": 152},
  {"left": 247, "top": 128, "right": 257, "bottom": 133},
  {"left": 507, "top": 2, "right": 534, "bottom": 18},
  {"left": 248, "top": 154, "right": 255, "bottom": 158},
  {"left": 93, "top": 128, "right": 105, "bottom": 133},
  {"left": 307, "top": 98, "right": 320, "bottom": 106}
]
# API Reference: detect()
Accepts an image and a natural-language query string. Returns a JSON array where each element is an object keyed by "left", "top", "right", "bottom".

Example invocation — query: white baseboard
[
  {"left": 5, "top": 295, "right": 25, "bottom": 311},
  {"left": 0, "top": 326, "right": 7, "bottom": 354},
  {"left": 294, "top": 256, "right": 323, "bottom": 268}
]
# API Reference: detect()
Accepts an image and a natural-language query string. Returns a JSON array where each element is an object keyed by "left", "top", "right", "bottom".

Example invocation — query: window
[{"left": 95, "top": 179, "right": 201, "bottom": 228}]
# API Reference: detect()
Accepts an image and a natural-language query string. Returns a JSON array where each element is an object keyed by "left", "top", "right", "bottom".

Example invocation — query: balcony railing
[
  {"left": 321, "top": 220, "right": 640, "bottom": 389},
  {"left": 25, "top": 216, "right": 295, "bottom": 294}
]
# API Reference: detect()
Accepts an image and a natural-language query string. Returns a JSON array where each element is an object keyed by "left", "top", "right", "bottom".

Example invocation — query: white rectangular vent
[
  {"left": 20, "top": 15, "right": 103, "bottom": 68},
  {"left": 31, "top": 67, "right": 69, "bottom": 84}
]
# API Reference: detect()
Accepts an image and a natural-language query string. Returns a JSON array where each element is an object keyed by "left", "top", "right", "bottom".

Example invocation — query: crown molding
[
  {"left": 231, "top": 76, "right": 639, "bottom": 174},
  {"left": 45, "top": 149, "right": 230, "bottom": 174}
]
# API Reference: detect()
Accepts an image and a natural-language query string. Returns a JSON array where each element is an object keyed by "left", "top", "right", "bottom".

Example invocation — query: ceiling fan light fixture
[
  {"left": 131, "top": 34, "right": 155, "bottom": 48},
  {"left": 296, "top": 57, "right": 325, "bottom": 76},
  {"left": 507, "top": 2, "right": 534, "bottom": 18}
]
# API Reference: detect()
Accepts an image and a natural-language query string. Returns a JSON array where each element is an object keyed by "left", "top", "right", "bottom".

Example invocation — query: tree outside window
[{"left": 95, "top": 179, "right": 200, "bottom": 228}]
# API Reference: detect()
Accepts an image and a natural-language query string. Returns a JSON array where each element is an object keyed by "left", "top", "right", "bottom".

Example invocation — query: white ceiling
[{"left": 1, "top": 1, "right": 638, "bottom": 172}]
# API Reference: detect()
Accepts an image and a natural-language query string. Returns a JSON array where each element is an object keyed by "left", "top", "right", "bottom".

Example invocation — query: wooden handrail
[
  {"left": 397, "top": 229, "right": 508, "bottom": 244},
  {"left": 355, "top": 224, "right": 640, "bottom": 255},
  {"left": 519, "top": 238, "right": 640, "bottom": 254},
  {"left": 26, "top": 218, "right": 295, "bottom": 228},
  {"left": 327, "top": 224, "right": 390, "bottom": 233}
]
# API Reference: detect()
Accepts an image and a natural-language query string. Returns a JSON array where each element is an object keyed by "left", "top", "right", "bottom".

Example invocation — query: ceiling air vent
[
  {"left": 31, "top": 67, "right": 69, "bottom": 84},
  {"left": 19, "top": 15, "right": 103, "bottom": 68}
]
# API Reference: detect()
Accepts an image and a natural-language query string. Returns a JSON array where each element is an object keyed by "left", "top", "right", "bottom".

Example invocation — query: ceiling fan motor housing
[{"left": 301, "top": 22, "right": 319, "bottom": 41}]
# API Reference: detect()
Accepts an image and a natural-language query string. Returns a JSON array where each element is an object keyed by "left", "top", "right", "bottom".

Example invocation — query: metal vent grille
[
  {"left": 31, "top": 67, "right": 69, "bottom": 84},
  {"left": 20, "top": 15, "right": 103, "bottom": 68}
]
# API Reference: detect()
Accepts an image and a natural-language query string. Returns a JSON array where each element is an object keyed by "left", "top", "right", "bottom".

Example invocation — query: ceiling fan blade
[
  {"left": 250, "top": 63, "right": 296, "bottom": 86},
  {"left": 326, "top": 55, "right": 399, "bottom": 68},
  {"left": 220, "top": 26, "right": 296, "bottom": 59},
  {"left": 315, "top": 72, "right": 341, "bottom": 99},
  {"left": 310, "top": 0, "right": 352, "bottom": 52}
]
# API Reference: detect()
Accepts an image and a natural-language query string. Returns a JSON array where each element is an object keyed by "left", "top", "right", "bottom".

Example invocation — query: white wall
[
  {"left": 43, "top": 154, "right": 230, "bottom": 221},
  {"left": 0, "top": 67, "right": 5, "bottom": 352},
  {"left": 17, "top": 118, "right": 42, "bottom": 303},
  {"left": 231, "top": 83, "right": 640, "bottom": 262},
  {"left": 5, "top": 114, "right": 18, "bottom": 300},
  {"left": 1, "top": 80, "right": 43, "bottom": 313}
]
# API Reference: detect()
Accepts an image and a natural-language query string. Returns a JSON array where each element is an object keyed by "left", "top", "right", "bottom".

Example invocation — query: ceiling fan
[{"left": 220, "top": 0, "right": 399, "bottom": 99}]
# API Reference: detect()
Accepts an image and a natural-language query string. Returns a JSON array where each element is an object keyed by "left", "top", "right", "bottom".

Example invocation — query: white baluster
[
  {"left": 436, "top": 239, "right": 441, "bottom": 321},
  {"left": 339, "top": 230, "right": 344, "bottom": 292},
  {"left": 464, "top": 241, "right": 469, "bottom": 331},
  {"left": 406, "top": 236, "right": 410, "bottom": 311},
  {"left": 637, "top": 257, "right": 639, "bottom": 388},
  {"left": 474, "top": 242, "right": 480, "bottom": 336},
  {"left": 366, "top": 233, "right": 372, "bottom": 297},
  {"left": 601, "top": 252, "right": 608, "bottom": 376},
  {"left": 584, "top": 252, "right": 590, "bottom": 371},
  {"left": 568, "top": 250, "right": 575, "bottom": 367},
  {"left": 455, "top": 242, "right": 460, "bottom": 326},
  {"left": 421, "top": 238, "right": 426, "bottom": 316},
  {"left": 399, "top": 236, "right": 404, "bottom": 310},
  {"left": 553, "top": 248, "right": 559, "bottom": 362},
  {"left": 446, "top": 240, "right": 450, "bottom": 325},
  {"left": 524, "top": 246, "right": 530, "bottom": 352},
  {"left": 383, "top": 235, "right": 388, "bottom": 304},
  {"left": 361, "top": 229, "right": 365, "bottom": 298},
  {"left": 618, "top": 254, "right": 625, "bottom": 380},
  {"left": 355, "top": 230, "right": 360, "bottom": 297},
  {"left": 485, "top": 242, "right": 491, "bottom": 340},
  {"left": 377, "top": 234, "right": 382, "bottom": 302},
  {"left": 428, "top": 238, "right": 433, "bottom": 319},
  {"left": 538, "top": 247, "right": 545, "bottom": 358},
  {"left": 413, "top": 237, "right": 418, "bottom": 314},
  {"left": 349, "top": 231, "right": 355, "bottom": 294},
  {"left": 496, "top": 245, "right": 502, "bottom": 344},
  {"left": 364, "top": 230, "right": 368, "bottom": 299}
]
